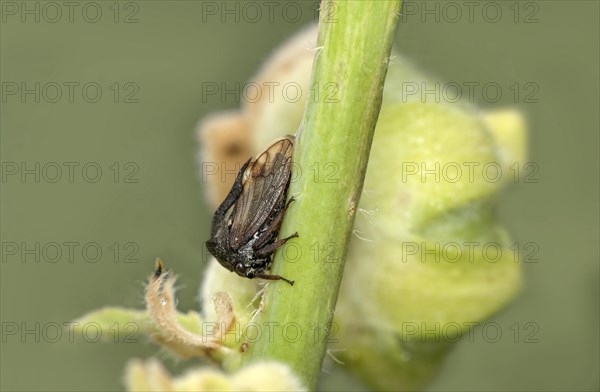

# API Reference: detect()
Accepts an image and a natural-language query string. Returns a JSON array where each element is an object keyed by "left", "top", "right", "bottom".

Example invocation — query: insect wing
[
  {"left": 210, "top": 158, "right": 251, "bottom": 237},
  {"left": 229, "top": 136, "right": 294, "bottom": 250}
]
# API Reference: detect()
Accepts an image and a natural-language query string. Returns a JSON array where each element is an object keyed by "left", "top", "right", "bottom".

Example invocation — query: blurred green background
[{"left": 1, "top": 1, "right": 598, "bottom": 391}]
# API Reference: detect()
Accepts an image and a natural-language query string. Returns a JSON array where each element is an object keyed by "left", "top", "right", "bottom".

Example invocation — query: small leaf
[{"left": 73, "top": 307, "right": 149, "bottom": 342}]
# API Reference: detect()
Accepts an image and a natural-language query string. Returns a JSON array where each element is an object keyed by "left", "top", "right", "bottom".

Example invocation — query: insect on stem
[{"left": 205, "top": 135, "right": 299, "bottom": 286}]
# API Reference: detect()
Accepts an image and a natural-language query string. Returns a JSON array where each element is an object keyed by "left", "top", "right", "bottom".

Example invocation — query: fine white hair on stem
[
  {"left": 249, "top": 301, "right": 265, "bottom": 325},
  {"left": 307, "top": 45, "right": 324, "bottom": 62},
  {"left": 358, "top": 206, "right": 379, "bottom": 225},
  {"left": 326, "top": 349, "right": 346, "bottom": 365},
  {"left": 300, "top": 43, "right": 323, "bottom": 54},
  {"left": 353, "top": 229, "right": 373, "bottom": 242},
  {"left": 247, "top": 283, "right": 268, "bottom": 308},
  {"left": 247, "top": 283, "right": 268, "bottom": 323},
  {"left": 359, "top": 206, "right": 379, "bottom": 215},
  {"left": 320, "top": 365, "right": 332, "bottom": 375}
]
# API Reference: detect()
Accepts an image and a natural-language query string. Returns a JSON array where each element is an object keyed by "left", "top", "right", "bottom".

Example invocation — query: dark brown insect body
[{"left": 206, "top": 135, "right": 297, "bottom": 285}]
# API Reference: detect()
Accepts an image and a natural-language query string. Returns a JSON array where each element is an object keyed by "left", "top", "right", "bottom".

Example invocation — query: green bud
[{"left": 334, "top": 100, "right": 524, "bottom": 389}]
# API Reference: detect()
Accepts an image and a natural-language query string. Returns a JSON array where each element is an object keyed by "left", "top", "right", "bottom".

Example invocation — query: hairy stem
[{"left": 241, "top": 1, "right": 401, "bottom": 389}]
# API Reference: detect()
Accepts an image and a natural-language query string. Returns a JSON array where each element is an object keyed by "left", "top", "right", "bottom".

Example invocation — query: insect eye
[{"left": 235, "top": 263, "right": 245, "bottom": 273}]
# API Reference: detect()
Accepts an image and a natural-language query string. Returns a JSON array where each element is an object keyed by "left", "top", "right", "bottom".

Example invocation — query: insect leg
[
  {"left": 253, "top": 272, "right": 295, "bottom": 286},
  {"left": 254, "top": 232, "right": 299, "bottom": 258}
]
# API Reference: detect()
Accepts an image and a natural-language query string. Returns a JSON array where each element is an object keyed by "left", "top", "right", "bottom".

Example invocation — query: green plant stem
[{"left": 241, "top": 1, "right": 401, "bottom": 389}]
